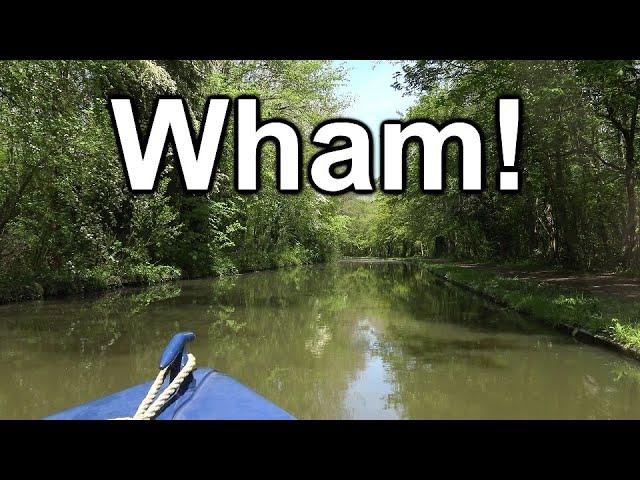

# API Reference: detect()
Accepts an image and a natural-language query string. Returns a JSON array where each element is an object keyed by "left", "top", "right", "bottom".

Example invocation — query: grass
[
  {"left": 617, "top": 269, "right": 640, "bottom": 278},
  {"left": 421, "top": 261, "right": 640, "bottom": 351},
  {"left": 0, "top": 248, "right": 323, "bottom": 305},
  {"left": 0, "top": 263, "right": 182, "bottom": 304}
]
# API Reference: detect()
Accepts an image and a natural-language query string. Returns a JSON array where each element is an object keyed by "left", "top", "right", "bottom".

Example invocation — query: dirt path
[{"left": 431, "top": 260, "right": 640, "bottom": 302}]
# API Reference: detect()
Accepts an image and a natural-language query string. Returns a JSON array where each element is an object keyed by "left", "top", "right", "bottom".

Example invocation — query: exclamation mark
[{"left": 498, "top": 97, "right": 521, "bottom": 192}]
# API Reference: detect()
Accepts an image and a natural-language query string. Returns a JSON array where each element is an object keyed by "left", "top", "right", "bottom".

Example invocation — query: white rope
[{"left": 112, "top": 353, "right": 196, "bottom": 420}]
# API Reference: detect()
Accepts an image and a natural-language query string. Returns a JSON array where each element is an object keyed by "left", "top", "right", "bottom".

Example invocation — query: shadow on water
[
  {"left": 376, "top": 325, "right": 528, "bottom": 370},
  {"left": 1, "top": 260, "right": 640, "bottom": 419}
]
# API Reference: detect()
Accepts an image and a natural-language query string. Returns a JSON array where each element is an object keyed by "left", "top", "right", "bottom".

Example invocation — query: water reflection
[{"left": 1, "top": 260, "right": 640, "bottom": 419}]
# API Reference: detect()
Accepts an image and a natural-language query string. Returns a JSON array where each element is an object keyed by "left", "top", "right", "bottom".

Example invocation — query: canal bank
[
  {"left": 417, "top": 260, "right": 640, "bottom": 361},
  {"left": 0, "top": 258, "right": 324, "bottom": 306},
  {"left": 3, "top": 260, "right": 640, "bottom": 419}
]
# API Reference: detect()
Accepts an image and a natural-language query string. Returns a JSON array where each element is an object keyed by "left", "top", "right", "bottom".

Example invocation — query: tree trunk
[
  {"left": 623, "top": 137, "right": 638, "bottom": 268},
  {"left": 552, "top": 149, "right": 579, "bottom": 268}
]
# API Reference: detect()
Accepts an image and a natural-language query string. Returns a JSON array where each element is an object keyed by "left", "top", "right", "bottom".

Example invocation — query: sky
[{"left": 333, "top": 61, "right": 418, "bottom": 177}]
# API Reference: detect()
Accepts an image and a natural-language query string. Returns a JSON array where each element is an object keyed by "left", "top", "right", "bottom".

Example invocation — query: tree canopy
[
  {"left": 0, "top": 60, "right": 350, "bottom": 301},
  {"left": 2, "top": 59, "right": 640, "bottom": 303},
  {"left": 363, "top": 60, "right": 640, "bottom": 271}
]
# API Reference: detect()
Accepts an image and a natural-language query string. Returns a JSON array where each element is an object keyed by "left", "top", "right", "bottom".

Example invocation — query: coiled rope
[{"left": 113, "top": 353, "right": 196, "bottom": 420}]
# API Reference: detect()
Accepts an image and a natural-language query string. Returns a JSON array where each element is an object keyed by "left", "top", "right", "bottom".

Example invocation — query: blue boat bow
[{"left": 45, "top": 332, "right": 295, "bottom": 420}]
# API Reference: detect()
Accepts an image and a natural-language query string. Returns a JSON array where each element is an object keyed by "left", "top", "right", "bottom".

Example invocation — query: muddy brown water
[{"left": 1, "top": 260, "right": 640, "bottom": 419}]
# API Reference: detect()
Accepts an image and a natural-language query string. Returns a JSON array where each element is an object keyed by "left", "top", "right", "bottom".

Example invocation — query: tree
[
  {"left": 576, "top": 61, "right": 640, "bottom": 267},
  {"left": 371, "top": 60, "right": 635, "bottom": 270},
  {"left": 0, "top": 60, "right": 349, "bottom": 301}
]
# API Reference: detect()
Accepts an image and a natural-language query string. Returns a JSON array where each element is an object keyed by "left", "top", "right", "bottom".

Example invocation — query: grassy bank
[
  {"left": 0, "top": 250, "right": 323, "bottom": 305},
  {"left": 0, "top": 264, "right": 183, "bottom": 304},
  {"left": 420, "top": 261, "right": 640, "bottom": 352}
]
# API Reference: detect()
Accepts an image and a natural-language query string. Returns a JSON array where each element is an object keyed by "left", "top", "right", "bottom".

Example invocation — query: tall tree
[{"left": 576, "top": 61, "right": 640, "bottom": 267}]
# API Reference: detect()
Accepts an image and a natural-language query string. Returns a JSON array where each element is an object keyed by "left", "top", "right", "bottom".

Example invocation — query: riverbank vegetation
[
  {"left": 420, "top": 261, "right": 640, "bottom": 350},
  {"left": 3, "top": 58, "right": 640, "bottom": 329},
  {"left": 0, "top": 60, "right": 350, "bottom": 302},
  {"left": 356, "top": 60, "right": 640, "bottom": 272},
  {"left": 339, "top": 60, "right": 640, "bottom": 350}
]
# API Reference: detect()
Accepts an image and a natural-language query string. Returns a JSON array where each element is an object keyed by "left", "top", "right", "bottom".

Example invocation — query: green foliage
[
  {"left": 366, "top": 60, "right": 640, "bottom": 271},
  {"left": 610, "top": 320, "right": 640, "bottom": 349},
  {"left": 0, "top": 60, "right": 348, "bottom": 302},
  {"left": 423, "top": 261, "right": 640, "bottom": 350},
  {"left": 336, "top": 194, "right": 377, "bottom": 256}
]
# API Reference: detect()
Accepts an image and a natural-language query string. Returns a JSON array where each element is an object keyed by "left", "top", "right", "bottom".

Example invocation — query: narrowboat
[{"left": 45, "top": 332, "right": 295, "bottom": 420}]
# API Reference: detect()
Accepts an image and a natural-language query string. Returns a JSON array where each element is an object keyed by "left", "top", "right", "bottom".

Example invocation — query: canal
[{"left": 1, "top": 259, "right": 640, "bottom": 419}]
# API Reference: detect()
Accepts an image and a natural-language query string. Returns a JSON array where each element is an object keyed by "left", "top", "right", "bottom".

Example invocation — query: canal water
[{"left": 1, "top": 260, "right": 640, "bottom": 419}]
